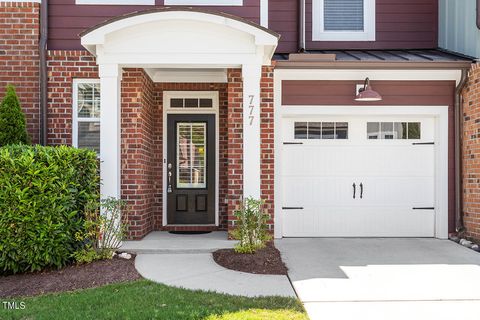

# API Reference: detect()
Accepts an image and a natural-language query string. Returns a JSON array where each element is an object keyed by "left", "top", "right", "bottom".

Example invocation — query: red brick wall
[
  {"left": 260, "top": 66, "right": 275, "bottom": 231},
  {"left": 463, "top": 63, "right": 480, "bottom": 240},
  {"left": 47, "top": 51, "right": 98, "bottom": 145},
  {"left": 0, "top": 2, "right": 40, "bottom": 143},
  {"left": 121, "top": 69, "right": 156, "bottom": 239},
  {"left": 226, "top": 69, "right": 244, "bottom": 233}
]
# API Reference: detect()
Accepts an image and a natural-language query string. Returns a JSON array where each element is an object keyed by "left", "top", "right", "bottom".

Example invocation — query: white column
[
  {"left": 99, "top": 64, "right": 122, "bottom": 200},
  {"left": 242, "top": 64, "right": 262, "bottom": 199}
]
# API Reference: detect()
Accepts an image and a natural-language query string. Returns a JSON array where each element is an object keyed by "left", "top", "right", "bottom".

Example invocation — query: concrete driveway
[{"left": 276, "top": 238, "right": 480, "bottom": 320}]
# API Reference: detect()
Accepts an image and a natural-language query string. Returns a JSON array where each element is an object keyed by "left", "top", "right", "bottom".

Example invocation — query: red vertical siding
[
  {"left": 48, "top": 0, "right": 260, "bottom": 50},
  {"left": 268, "top": 0, "right": 298, "bottom": 53},
  {"left": 304, "top": 0, "right": 438, "bottom": 50}
]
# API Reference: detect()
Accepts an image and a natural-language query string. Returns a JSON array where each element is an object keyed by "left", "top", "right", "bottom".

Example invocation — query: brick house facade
[
  {"left": 42, "top": 48, "right": 274, "bottom": 239},
  {"left": 0, "top": 1, "right": 477, "bottom": 240}
]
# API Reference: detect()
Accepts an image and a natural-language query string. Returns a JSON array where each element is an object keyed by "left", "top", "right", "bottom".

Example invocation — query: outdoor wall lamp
[{"left": 355, "top": 77, "right": 383, "bottom": 102}]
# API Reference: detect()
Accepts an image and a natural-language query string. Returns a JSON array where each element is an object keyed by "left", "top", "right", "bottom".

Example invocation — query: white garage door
[{"left": 281, "top": 116, "right": 436, "bottom": 237}]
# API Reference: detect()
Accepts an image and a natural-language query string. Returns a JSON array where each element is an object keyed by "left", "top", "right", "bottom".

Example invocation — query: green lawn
[{"left": 0, "top": 280, "right": 308, "bottom": 320}]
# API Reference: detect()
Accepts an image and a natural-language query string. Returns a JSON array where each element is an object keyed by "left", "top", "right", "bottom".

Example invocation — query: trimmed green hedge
[{"left": 0, "top": 145, "right": 99, "bottom": 274}]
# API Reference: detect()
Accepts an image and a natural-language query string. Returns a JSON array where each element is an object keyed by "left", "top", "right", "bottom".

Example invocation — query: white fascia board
[
  {"left": 274, "top": 69, "right": 463, "bottom": 85},
  {"left": 1, "top": 0, "right": 41, "bottom": 2},
  {"left": 149, "top": 69, "right": 227, "bottom": 83},
  {"left": 165, "top": 0, "right": 242, "bottom": 5},
  {"left": 76, "top": 0, "right": 153, "bottom": 5}
]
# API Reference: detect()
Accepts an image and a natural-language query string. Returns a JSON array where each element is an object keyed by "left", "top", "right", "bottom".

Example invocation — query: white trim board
[
  {"left": 275, "top": 69, "right": 463, "bottom": 85},
  {"left": 145, "top": 69, "right": 228, "bottom": 83},
  {"left": 76, "top": 0, "right": 153, "bottom": 5},
  {"left": 260, "top": 0, "right": 268, "bottom": 28},
  {"left": 165, "top": 0, "right": 242, "bottom": 5},
  {"left": 162, "top": 91, "right": 220, "bottom": 227}
]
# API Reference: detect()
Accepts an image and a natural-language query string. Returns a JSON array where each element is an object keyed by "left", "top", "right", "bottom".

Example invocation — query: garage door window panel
[
  {"left": 294, "top": 121, "right": 349, "bottom": 140},
  {"left": 367, "top": 122, "right": 421, "bottom": 140}
]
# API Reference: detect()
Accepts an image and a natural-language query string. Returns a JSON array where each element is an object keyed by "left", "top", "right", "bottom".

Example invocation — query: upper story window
[
  {"left": 73, "top": 79, "right": 100, "bottom": 154},
  {"left": 312, "top": 0, "right": 375, "bottom": 41}
]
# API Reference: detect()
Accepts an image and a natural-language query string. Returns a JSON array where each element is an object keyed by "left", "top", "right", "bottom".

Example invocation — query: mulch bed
[
  {"left": 212, "top": 242, "right": 288, "bottom": 275},
  {"left": 0, "top": 256, "right": 141, "bottom": 298}
]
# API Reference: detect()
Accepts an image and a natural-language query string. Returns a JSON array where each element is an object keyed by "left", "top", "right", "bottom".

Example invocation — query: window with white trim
[
  {"left": 73, "top": 80, "right": 100, "bottom": 153},
  {"left": 312, "top": 0, "right": 375, "bottom": 41}
]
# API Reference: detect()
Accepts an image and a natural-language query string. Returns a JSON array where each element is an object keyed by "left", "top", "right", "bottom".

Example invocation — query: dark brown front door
[{"left": 167, "top": 114, "right": 215, "bottom": 224}]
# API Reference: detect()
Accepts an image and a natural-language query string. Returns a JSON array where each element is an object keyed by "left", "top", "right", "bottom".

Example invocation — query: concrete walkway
[
  {"left": 135, "top": 253, "right": 296, "bottom": 297},
  {"left": 126, "top": 231, "right": 296, "bottom": 297},
  {"left": 276, "top": 238, "right": 480, "bottom": 320}
]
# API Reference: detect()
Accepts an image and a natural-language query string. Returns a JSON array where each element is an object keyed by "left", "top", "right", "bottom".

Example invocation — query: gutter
[
  {"left": 39, "top": 0, "right": 48, "bottom": 146},
  {"left": 298, "top": 0, "right": 305, "bottom": 52},
  {"left": 275, "top": 60, "right": 473, "bottom": 70},
  {"left": 455, "top": 68, "right": 469, "bottom": 233}
]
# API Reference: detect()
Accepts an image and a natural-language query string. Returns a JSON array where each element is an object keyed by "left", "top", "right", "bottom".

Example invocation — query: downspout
[
  {"left": 298, "top": 0, "right": 305, "bottom": 52},
  {"left": 39, "top": 0, "right": 48, "bottom": 146},
  {"left": 454, "top": 68, "right": 469, "bottom": 233}
]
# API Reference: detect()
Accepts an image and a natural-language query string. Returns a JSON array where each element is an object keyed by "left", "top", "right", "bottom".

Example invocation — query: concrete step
[{"left": 120, "top": 231, "right": 237, "bottom": 254}]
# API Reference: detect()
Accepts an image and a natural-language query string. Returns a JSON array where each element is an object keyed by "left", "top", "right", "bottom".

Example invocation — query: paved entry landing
[
  {"left": 276, "top": 238, "right": 480, "bottom": 320},
  {"left": 121, "top": 231, "right": 235, "bottom": 254}
]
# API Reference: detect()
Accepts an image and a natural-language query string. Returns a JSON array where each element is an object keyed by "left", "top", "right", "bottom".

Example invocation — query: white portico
[{"left": 80, "top": 9, "right": 279, "bottom": 211}]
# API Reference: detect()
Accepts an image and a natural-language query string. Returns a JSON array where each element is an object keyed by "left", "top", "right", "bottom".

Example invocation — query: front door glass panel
[{"left": 176, "top": 122, "right": 207, "bottom": 188}]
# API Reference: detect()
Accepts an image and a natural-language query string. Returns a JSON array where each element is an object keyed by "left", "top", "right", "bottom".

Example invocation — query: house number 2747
[{"left": 248, "top": 95, "right": 255, "bottom": 126}]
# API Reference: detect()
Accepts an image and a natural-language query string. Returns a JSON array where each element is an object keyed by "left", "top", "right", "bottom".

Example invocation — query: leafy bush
[
  {"left": 0, "top": 85, "right": 30, "bottom": 146},
  {"left": 73, "top": 197, "right": 127, "bottom": 264},
  {"left": 0, "top": 145, "right": 99, "bottom": 274},
  {"left": 231, "top": 197, "right": 271, "bottom": 254}
]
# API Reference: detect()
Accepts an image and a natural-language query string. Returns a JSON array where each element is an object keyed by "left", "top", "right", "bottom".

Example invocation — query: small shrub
[
  {"left": 74, "top": 197, "right": 127, "bottom": 264},
  {"left": 231, "top": 197, "right": 271, "bottom": 254},
  {"left": 0, "top": 145, "right": 99, "bottom": 274},
  {"left": 0, "top": 85, "right": 30, "bottom": 146}
]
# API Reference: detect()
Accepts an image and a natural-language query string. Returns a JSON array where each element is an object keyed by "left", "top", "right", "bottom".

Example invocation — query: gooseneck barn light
[{"left": 355, "top": 77, "right": 383, "bottom": 102}]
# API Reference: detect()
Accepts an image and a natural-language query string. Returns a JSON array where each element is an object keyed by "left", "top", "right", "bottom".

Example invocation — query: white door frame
[
  {"left": 162, "top": 91, "right": 220, "bottom": 226},
  {"left": 274, "top": 105, "right": 450, "bottom": 239}
]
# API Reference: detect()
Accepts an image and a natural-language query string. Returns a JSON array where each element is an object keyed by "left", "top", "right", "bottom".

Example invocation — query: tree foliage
[{"left": 0, "top": 85, "right": 30, "bottom": 146}]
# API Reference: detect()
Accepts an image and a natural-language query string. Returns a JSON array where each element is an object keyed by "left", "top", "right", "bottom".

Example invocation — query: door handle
[
  {"left": 352, "top": 183, "right": 356, "bottom": 199},
  {"left": 167, "top": 163, "right": 173, "bottom": 193},
  {"left": 360, "top": 183, "right": 363, "bottom": 199}
]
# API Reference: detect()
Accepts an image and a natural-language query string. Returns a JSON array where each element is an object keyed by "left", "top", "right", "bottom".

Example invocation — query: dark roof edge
[
  {"left": 79, "top": 7, "right": 280, "bottom": 39},
  {"left": 274, "top": 60, "right": 473, "bottom": 70},
  {"left": 437, "top": 47, "right": 479, "bottom": 62}
]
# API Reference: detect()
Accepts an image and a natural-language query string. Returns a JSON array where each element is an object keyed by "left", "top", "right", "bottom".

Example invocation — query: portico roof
[{"left": 80, "top": 8, "right": 279, "bottom": 66}]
